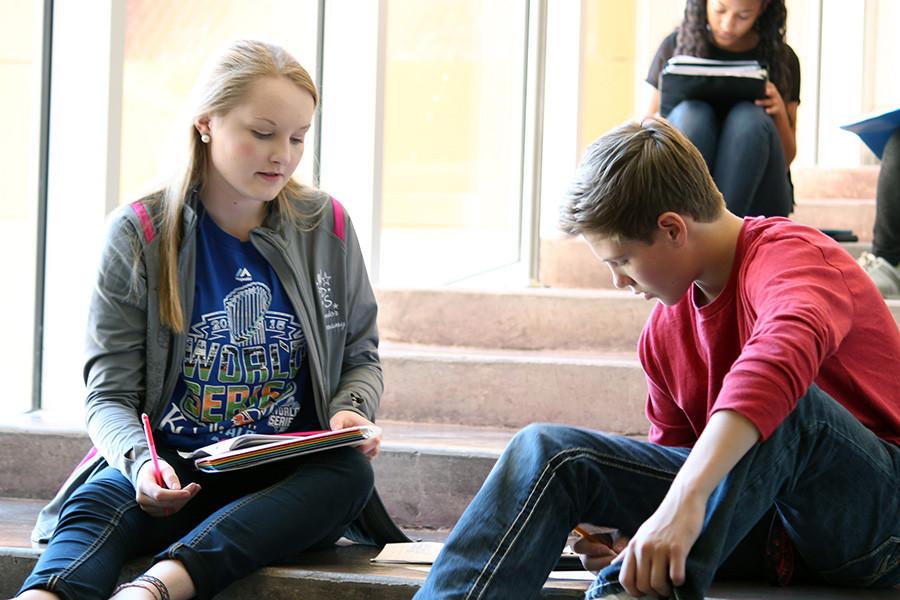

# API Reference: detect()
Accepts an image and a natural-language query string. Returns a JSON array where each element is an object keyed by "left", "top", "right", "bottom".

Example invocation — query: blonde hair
[
  {"left": 152, "top": 39, "right": 326, "bottom": 332},
  {"left": 560, "top": 118, "right": 724, "bottom": 242}
]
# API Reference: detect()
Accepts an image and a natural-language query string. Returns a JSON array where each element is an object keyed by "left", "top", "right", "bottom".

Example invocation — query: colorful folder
[
  {"left": 840, "top": 107, "right": 900, "bottom": 160},
  {"left": 177, "top": 426, "right": 379, "bottom": 473}
]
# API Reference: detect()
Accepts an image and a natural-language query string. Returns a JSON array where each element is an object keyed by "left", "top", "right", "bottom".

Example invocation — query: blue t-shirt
[{"left": 157, "top": 212, "right": 319, "bottom": 450}]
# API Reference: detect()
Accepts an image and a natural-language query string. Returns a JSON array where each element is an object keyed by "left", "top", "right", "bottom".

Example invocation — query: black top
[{"left": 647, "top": 30, "right": 801, "bottom": 104}]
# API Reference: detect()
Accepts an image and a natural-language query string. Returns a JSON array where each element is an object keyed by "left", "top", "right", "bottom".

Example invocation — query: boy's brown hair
[{"left": 560, "top": 118, "right": 724, "bottom": 242}]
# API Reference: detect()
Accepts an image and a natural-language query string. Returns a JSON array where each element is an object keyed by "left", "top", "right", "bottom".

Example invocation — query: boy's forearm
[{"left": 668, "top": 410, "right": 760, "bottom": 502}]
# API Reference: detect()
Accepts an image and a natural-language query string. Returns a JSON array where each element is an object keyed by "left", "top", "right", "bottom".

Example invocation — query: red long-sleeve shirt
[{"left": 639, "top": 217, "right": 900, "bottom": 447}]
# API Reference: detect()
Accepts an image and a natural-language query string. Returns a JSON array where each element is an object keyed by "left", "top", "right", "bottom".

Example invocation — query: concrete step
[
  {"left": 377, "top": 288, "right": 653, "bottom": 352},
  {"left": 0, "top": 498, "right": 585, "bottom": 598},
  {"left": 0, "top": 415, "right": 516, "bottom": 531},
  {"left": 380, "top": 343, "right": 647, "bottom": 432},
  {"left": 792, "top": 198, "right": 875, "bottom": 243},
  {"left": 539, "top": 233, "right": 876, "bottom": 290},
  {"left": 1, "top": 497, "right": 894, "bottom": 600},
  {"left": 378, "top": 285, "right": 900, "bottom": 359},
  {"left": 539, "top": 234, "right": 614, "bottom": 289},
  {"left": 792, "top": 166, "right": 879, "bottom": 200}
]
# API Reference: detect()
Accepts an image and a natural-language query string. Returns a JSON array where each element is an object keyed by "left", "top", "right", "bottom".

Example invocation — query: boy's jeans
[
  {"left": 415, "top": 385, "right": 900, "bottom": 599},
  {"left": 667, "top": 99, "right": 793, "bottom": 219}
]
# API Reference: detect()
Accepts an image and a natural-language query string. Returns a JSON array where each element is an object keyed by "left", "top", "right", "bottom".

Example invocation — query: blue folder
[{"left": 840, "top": 107, "right": 900, "bottom": 160}]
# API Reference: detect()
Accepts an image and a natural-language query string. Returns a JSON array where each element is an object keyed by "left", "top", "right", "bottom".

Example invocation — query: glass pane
[
  {"left": 580, "top": 1, "right": 638, "bottom": 149},
  {"left": 119, "top": 0, "right": 319, "bottom": 205},
  {"left": 379, "top": 0, "right": 528, "bottom": 286},
  {"left": 0, "top": 0, "right": 40, "bottom": 414},
  {"left": 40, "top": 1, "right": 320, "bottom": 416},
  {"left": 869, "top": 1, "right": 899, "bottom": 124}
]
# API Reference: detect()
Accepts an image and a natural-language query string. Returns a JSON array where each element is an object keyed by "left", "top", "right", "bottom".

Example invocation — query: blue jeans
[
  {"left": 415, "top": 386, "right": 900, "bottom": 599},
  {"left": 873, "top": 128, "right": 900, "bottom": 265},
  {"left": 19, "top": 446, "right": 374, "bottom": 600},
  {"left": 667, "top": 100, "right": 793, "bottom": 218}
]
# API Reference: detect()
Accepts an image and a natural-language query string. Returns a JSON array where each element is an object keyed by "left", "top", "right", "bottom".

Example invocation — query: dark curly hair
[{"left": 675, "top": 0, "right": 789, "bottom": 97}]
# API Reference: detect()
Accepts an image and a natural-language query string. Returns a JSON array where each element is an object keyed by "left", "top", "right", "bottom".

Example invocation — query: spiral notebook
[{"left": 177, "top": 426, "right": 379, "bottom": 473}]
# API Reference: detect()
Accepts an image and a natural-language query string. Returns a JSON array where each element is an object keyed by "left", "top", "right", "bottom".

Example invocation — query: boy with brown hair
[{"left": 415, "top": 118, "right": 900, "bottom": 599}]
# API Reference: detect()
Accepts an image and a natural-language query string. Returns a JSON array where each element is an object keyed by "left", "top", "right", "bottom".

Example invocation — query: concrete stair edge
[
  {"left": 0, "top": 420, "right": 510, "bottom": 531},
  {"left": 380, "top": 349, "right": 647, "bottom": 431},
  {"left": 0, "top": 417, "right": 649, "bottom": 531},
  {"left": 0, "top": 531, "right": 587, "bottom": 599},
  {"left": 377, "top": 287, "right": 654, "bottom": 352},
  {"left": 379, "top": 286, "right": 900, "bottom": 352},
  {"left": 791, "top": 165, "right": 879, "bottom": 200},
  {"left": 1, "top": 497, "right": 892, "bottom": 600}
]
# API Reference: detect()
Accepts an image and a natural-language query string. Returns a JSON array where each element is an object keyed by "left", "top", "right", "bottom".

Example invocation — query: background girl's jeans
[
  {"left": 19, "top": 445, "right": 374, "bottom": 600},
  {"left": 414, "top": 385, "right": 900, "bottom": 599},
  {"left": 873, "top": 128, "right": 900, "bottom": 265},
  {"left": 667, "top": 100, "right": 793, "bottom": 218}
]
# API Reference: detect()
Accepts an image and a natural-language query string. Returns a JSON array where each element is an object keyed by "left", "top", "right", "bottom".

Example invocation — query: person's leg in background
[
  {"left": 859, "top": 127, "right": 900, "bottom": 297},
  {"left": 713, "top": 101, "right": 792, "bottom": 217},
  {"left": 666, "top": 100, "right": 719, "bottom": 171}
]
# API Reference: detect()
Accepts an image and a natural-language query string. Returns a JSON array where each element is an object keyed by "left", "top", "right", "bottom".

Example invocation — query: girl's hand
[
  {"left": 136, "top": 459, "right": 201, "bottom": 517},
  {"left": 330, "top": 410, "right": 382, "bottom": 460},
  {"left": 755, "top": 81, "right": 787, "bottom": 120},
  {"left": 573, "top": 530, "right": 630, "bottom": 573}
]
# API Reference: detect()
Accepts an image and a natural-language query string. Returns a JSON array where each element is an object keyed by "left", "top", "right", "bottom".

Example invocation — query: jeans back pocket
[{"left": 819, "top": 536, "right": 900, "bottom": 588}]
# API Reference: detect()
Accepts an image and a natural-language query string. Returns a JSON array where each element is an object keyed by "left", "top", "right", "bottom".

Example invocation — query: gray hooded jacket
[{"left": 33, "top": 192, "right": 407, "bottom": 544}]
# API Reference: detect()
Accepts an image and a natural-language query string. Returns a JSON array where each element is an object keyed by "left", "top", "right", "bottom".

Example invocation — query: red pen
[{"left": 140, "top": 413, "right": 165, "bottom": 488}]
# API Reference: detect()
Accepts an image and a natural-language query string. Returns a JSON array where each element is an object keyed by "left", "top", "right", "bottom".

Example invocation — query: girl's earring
[{"left": 201, "top": 133, "right": 211, "bottom": 144}]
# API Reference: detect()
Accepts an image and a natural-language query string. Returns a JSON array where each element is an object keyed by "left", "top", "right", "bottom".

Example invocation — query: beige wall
[{"left": 579, "top": 1, "right": 639, "bottom": 150}]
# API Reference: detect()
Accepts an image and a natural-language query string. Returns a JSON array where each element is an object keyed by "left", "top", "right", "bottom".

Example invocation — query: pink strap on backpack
[
  {"left": 331, "top": 197, "right": 345, "bottom": 242},
  {"left": 131, "top": 201, "right": 156, "bottom": 243}
]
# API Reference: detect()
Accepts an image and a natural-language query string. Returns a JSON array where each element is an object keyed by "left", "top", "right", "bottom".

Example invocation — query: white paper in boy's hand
[
  {"left": 547, "top": 570, "right": 597, "bottom": 581},
  {"left": 370, "top": 542, "right": 445, "bottom": 564}
]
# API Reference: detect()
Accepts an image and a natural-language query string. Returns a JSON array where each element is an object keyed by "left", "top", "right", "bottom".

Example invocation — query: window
[
  {"left": 0, "top": 0, "right": 42, "bottom": 413},
  {"left": 119, "top": 0, "right": 320, "bottom": 204},
  {"left": 39, "top": 1, "right": 319, "bottom": 414},
  {"left": 378, "top": 0, "right": 528, "bottom": 286}
]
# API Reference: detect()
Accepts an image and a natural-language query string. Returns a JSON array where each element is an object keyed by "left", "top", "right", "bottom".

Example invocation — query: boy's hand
[
  {"left": 136, "top": 459, "right": 201, "bottom": 517},
  {"left": 615, "top": 490, "right": 705, "bottom": 598},
  {"left": 574, "top": 530, "right": 629, "bottom": 573},
  {"left": 330, "top": 410, "right": 381, "bottom": 460},
  {"left": 615, "top": 411, "right": 759, "bottom": 597}
]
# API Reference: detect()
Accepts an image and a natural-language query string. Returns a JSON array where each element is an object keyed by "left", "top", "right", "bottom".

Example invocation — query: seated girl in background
[
  {"left": 16, "top": 39, "right": 403, "bottom": 600},
  {"left": 646, "top": 0, "right": 800, "bottom": 218}
]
